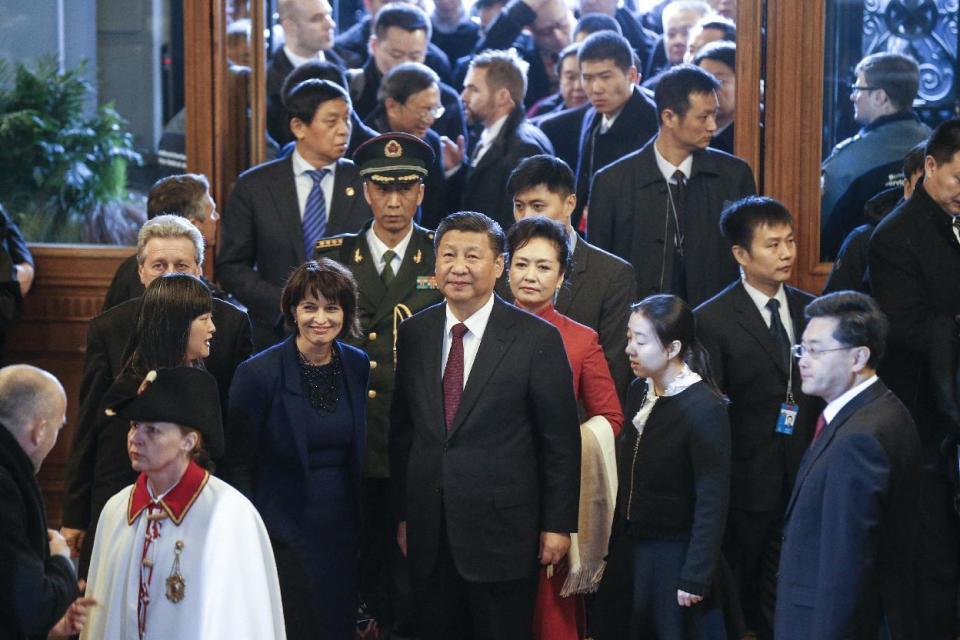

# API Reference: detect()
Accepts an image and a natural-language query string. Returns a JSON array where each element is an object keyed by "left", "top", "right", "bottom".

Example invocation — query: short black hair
[
  {"left": 507, "top": 154, "right": 576, "bottom": 198},
  {"left": 378, "top": 62, "right": 439, "bottom": 105},
  {"left": 578, "top": 31, "right": 634, "bottom": 72},
  {"left": 719, "top": 196, "right": 793, "bottom": 250},
  {"left": 903, "top": 141, "right": 926, "bottom": 178},
  {"left": 374, "top": 3, "right": 432, "bottom": 40},
  {"left": 926, "top": 118, "right": 960, "bottom": 166},
  {"left": 654, "top": 63, "right": 720, "bottom": 122},
  {"left": 285, "top": 79, "right": 351, "bottom": 125},
  {"left": 555, "top": 43, "right": 582, "bottom": 77},
  {"left": 573, "top": 14, "right": 622, "bottom": 39},
  {"left": 697, "top": 17, "right": 737, "bottom": 42},
  {"left": 506, "top": 215, "right": 573, "bottom": 276},
  {"left": 282, "top": 60, "right": 348, "bottom": 101},
  {"left": 280, "top": 259, "right": 361, "bottom": 337},
  {"left": 435, "top": 211, "right": 506, "bottom": 255},
  {"left": 694, "top": 40, "right": 735, "bottom": 71},
  {"left": 804, "top": 291, "right": 888, "bottom": 369}
]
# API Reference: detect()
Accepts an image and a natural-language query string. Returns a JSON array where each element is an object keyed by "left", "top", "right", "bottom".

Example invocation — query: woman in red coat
[{"left": 506, "top": 215, "right": 624, "bottom": 640}]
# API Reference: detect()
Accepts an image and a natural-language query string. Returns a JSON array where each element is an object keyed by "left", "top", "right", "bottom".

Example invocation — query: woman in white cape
[{"left": 81, "top": 367, "right": 285, "bottom": 640}]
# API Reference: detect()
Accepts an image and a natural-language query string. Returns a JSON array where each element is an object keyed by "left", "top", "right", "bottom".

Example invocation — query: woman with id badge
[{"left": 594, "top": 294, "right": 731, "bottom": 640}]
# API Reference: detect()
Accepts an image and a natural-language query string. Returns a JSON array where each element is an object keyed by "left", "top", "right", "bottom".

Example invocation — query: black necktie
[
  {"left": 766, "top": 298, "right": 791, "bottom": 365},
  {"left": 952, "top": 216, "right": 960, "bottom": 245},
  {"left": 670, "top": 170, "right": 687, "bottom": 229}
]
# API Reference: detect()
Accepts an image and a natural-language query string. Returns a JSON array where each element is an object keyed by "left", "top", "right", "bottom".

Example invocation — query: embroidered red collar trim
[{"left": 127, "top": 461, "right": 209, "bottom": 526}]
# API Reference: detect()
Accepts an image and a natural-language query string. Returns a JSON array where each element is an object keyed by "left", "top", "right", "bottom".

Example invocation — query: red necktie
[
  {"left": 443, "top": 323, "right": 468, "bottom": 432},
  {"left": 812, "top": 413, "right": 827, "bottom": 442}
]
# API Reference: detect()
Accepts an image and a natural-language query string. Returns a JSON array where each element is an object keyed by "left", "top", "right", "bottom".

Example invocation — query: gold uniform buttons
[
  {"left": 368, "top": 390, "right": 377, "bottom": 399},
  {"left": 370, "top": 361, "right": 378, "bottom": 369},
  {"left": 368, "top": 332, "right": 377, "bottom": 341}
]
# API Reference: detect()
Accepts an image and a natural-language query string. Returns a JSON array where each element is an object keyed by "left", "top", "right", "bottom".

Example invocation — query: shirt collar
[
  {"left": 366, "top": 223, "right": 415, "bottom": 266},
  {"left": 653, "top": 137, "right": 694, "bottom": 183},
  {"left": 860, "top": 110, "right": 919, "bottom": 135},
  {"left": 480, "top": 115, "right": 509, "bottom": 146},
  {"left": 293, "top": 148, "right": 337, "bottom": 176},
  {"left": 128, "top": 461, "right": 209, "bottom": 526},
  {"left": 445, "top": 293, "right": 496, "bottom": 342},
  {"left": 283, "top": 45, "right": 326, "bottom": 69},
  {"left": 566, "top": 226, "right": 578, "bottom": 256},
  {"left": 823, "top": 375, "right": 880, "bottom": 424},
  {"left": 740, "top": 275, "right": 787, "bottom": 317}
]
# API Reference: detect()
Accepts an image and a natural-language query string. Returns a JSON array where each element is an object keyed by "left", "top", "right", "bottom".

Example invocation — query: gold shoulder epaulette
[{"left": 315, "top": 237, "right": 345, "bottom": 250}]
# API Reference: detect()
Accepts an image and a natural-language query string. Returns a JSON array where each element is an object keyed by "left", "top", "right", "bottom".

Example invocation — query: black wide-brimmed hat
[
  {"left": 107, "top": 367, "right": 224, "bottom": 458},
  {"left": 353, "top": 132, "right": 435, "bottom": 185}
]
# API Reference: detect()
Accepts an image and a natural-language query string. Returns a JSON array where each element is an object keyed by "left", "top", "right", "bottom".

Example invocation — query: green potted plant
[{"left": 0, "top": 57, "right": 142, "bottom": 243}]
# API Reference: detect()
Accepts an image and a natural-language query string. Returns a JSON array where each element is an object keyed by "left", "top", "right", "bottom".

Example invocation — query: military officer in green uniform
[{"left": 313, "top": 132, "right": 442, "bottom": 635}]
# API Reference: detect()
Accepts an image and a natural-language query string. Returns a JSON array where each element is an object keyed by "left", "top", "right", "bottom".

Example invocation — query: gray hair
[
  {"left": 137, "top": 214, "right": 205, "bottom": 267},
  {"left": 662, "top": 0, "right": 712, "bottom": 28},
  {"left": 0, "top": 365, "right": 64, "bottom": 437}
]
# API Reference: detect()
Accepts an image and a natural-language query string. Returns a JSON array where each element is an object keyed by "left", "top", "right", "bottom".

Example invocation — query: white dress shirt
[
  {"left": 741, "top": 276, "right": 796, "bottom": 344},
  {"left": 366, "top": 224, "right": 413, "bottom": 276},
  {"left": 472, "top": 115, "right": 508, "bottom": 167},
  {"left": 653, "top": 137, "right": 694, "bottom": 183},
  {"left": 292, "top": 149, "right": 336, "bottom": 221},
  {"left": 283, "top": 45, "right": 326, "bottom": 68},
  {"left": 823, "top": 375, "right": 879, "bottom": 424},
  {"left": 441, "top": 294, "right": 495, "bottom": 388}
]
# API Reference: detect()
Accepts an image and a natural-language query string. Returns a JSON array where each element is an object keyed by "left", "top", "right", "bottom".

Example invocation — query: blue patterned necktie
[{"left": 303, "top": 168, "right": 329, "bottom": 258}]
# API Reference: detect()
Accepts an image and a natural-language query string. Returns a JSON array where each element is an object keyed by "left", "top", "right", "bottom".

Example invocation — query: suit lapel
[
  {"left": 555, "top": 237, "right": 589, "bottom": 314},
  {"left": 448, "top": 298, "right": 517, "bottom": 437},
  {"left": 732, "top": 283, "right": 790, "bottom": 377},
  {"left": 329, "top": 159, "right": 360, "bottom": 232},
  {"left": 267, "top": 157, "right": 305, "bottom": 265},
  {"left": 279, "top": 336, "right": 311, "bottom": 473},
  {"left": 421, "top": 306, "right": 446, "bottom": 436},
  {"left": 784, "top": 380, "right": 887, "bottom": 520}
]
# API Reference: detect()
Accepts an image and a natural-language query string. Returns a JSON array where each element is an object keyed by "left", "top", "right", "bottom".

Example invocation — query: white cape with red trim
[{"left": 81, "top": 476, "right": 286, "bottom": 639}]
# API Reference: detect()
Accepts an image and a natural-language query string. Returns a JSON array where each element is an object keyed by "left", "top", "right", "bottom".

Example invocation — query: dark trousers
[
  {"left": 359, "top": 478, "right": 416, "bottom": 630},
  {"left": 723, "top": 506, "right": 782, "bottom": 640},
  {"left": 915, "top": 468, "right": 960, "bottom": 638},
  {"left": 415, "top": 519, "right": 537, "bottom": 640}
]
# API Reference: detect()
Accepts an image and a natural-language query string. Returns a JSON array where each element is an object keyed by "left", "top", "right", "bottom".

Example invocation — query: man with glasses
[
  {"left": 695, "top": 196, "right": 820, "bottom": 640},
  {"left": 774, "top": 291, "right": 921, "bottom": 640},
  {"left": 820, "top": 53, "right": 929, "bottom": 260},
  {"left": 314, "top": 132, "right": 443, "bottom": 636}
]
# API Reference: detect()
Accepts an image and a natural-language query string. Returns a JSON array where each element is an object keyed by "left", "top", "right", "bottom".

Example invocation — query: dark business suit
[
  {"left": 533, "top": 105, "right": 589, "bottom": 173},
  {"left": 265, "top": 48, "right": 347, "bottom": 146},
  {"left": 334, "top": 16, "right": 453, "bottom": 83},
  {"left": 61, "top": 295, "right": 252, "bottom": 575},
  {"left": 0, "top": 206, "right": 31, "bottom": 354},
  {"left": 101, "top": 254, "right": 243, "bottom": 313},
  {"left": 573, "top": 86, "right": 659, "bottom": 228},
  {"left": 587, "top": 138, "right": 756, "bottom": 307},
  {"left": 217, "top": 155, "right": 372, "bottom": 350},
  {"left": 0, "top": 425, "right": 78, "bottom": 640},
  {"left": 868, "top": 182, "right": 960, "bottom": 637},
  {"left": 452, "top": 110, "right": 554, "bottom": 230},
  {"left": 389, "top": 296, "right": 581, "bottom": 639},
  {"left": 695, "top": 280, "right": 821, "bottom": 638},
  {"left": 226, "top": 336, "right": 370, "bottom": 640},
  {"left": 774, "top": 380, "right": 921, "bottom": 640}
]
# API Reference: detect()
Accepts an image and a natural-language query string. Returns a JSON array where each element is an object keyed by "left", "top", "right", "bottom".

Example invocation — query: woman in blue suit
[{"left": 226, "top": 259, "right": 370, "bottom": 640}]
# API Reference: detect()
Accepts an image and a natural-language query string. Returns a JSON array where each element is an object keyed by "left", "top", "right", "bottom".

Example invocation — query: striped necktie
[{"left": 303, "top": 168, "right": 329, "bottom": 258}]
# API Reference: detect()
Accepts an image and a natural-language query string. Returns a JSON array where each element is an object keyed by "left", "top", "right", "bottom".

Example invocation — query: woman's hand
[{"left": 677, "top": 589, "right": 703, "bottom": 607}]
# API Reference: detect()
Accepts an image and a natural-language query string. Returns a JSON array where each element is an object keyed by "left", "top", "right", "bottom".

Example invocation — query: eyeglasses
[
  {"left": 400, "top": 103, "right": 445, "bottom": 121},
  {"left": 791, "top": 344, "right": 857, "bottom": 359},
  {"left": 849, "top": 84, "right": 881, "bottom": 94}
]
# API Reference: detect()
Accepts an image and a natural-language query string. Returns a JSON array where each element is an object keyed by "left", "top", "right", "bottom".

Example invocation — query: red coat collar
[{"left": 127, "top": 461, "right": 209, "bottom": 526}]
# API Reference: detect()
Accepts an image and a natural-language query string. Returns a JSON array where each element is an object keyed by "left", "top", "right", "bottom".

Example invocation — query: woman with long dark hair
[{"left": 596, "top": 294, "right": 731, "bottom": 640}]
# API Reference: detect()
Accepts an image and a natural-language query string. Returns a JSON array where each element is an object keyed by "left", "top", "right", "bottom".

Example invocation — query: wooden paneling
[
  {"left": 1, "top": 245, "right": 132, "bottom": 526},
  {"left": 734, "top": 0, "right": 764, "bottom": 188}
]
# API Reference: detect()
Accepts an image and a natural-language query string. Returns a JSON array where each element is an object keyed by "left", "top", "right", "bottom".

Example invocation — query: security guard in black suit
[{"left": 314, "top": 132, "right": 442, "bottom": 634}]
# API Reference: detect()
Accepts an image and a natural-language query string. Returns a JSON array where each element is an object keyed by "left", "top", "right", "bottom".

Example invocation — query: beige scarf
[{"left": 560, "top": 415, "right": 619, "bottom": 596}]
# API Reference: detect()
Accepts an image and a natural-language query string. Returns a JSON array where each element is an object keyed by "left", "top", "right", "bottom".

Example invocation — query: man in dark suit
[
  {"left": 0, "top": 205, "right": 34, "bottom": 356},
  {"left": 0, "top": 365, "right": 96, "bottom": 640},
  {"left": 102, "top": 173, "right": 234, "bottom": 312},
  {"left": 868, "top": 118, "right": 960, "bottom": 638},
  {"left": 346, "top": 4, "right": 466, "bottom": 144},
  {"left": 574, "top": 31, "right": 659, "bottom": 227},
  {"left": 774, "top": 292, "right": 921, "bottom": 639},
  {"left": 389, "top": 211, "right": 581, "bottom": 639},
  {"left": 315, "top": 133, "right": 443, "bottom": 633},
  {"left": 576, "top": 0, "right": 658, "bottom": 76},
  {"left": 267, "top": 0, "right": 344, "bottom": 145},
  {"left": 450, "top": 49, "right": 554, "bottom": 230},
  {"left": 61, "top": 216, "right": 253, "bottom": 573},
  {"left": 695, "top": 196, "right": 819, "bottom": 640},
  {"left": 505, "top": 155, "right": 634, "bottom": 398},
  {"left": 587, "top": 64, "right": 756, "bottom": 307},
  {"left": 218, "top": 79, "right": 372, "bottom": 350}
]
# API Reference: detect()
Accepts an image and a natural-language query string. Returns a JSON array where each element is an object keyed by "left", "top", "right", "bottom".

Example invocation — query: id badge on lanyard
[{"left": 775, "top": 340, "right": 798, "bottom": 436}]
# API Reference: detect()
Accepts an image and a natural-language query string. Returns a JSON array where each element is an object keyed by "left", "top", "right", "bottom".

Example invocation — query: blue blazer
[{"left": 223, "top": 335, "right": 370, "bottom": 542}]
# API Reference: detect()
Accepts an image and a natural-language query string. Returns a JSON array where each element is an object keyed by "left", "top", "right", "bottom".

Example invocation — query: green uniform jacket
[{"left": 315, "top": 222, "right": 443, "bottom": 477}]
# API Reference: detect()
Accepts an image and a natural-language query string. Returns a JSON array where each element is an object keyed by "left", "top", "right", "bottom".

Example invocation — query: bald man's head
[{"left": 0, "top": 365, "right": 67, "bottom": 473}]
